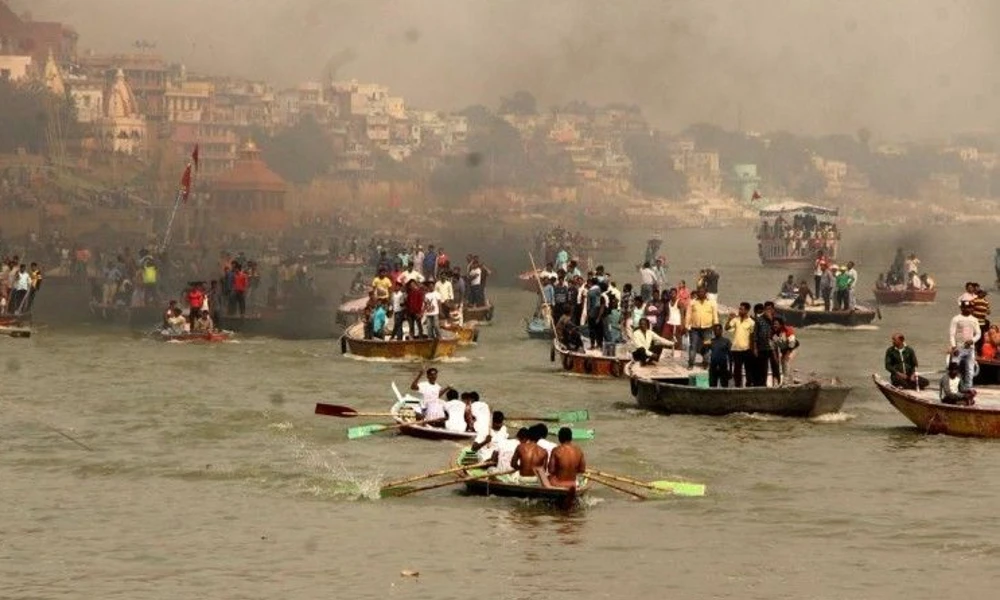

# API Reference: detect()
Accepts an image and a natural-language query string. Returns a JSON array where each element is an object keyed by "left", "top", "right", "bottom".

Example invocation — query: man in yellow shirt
[
  {"left": 371, "top": 267, "right": 393, "bottom": 301},
  {"left": 685, "top": 286, "right": 718, "bottom": 369},
  {"left": 725, "top": 302, "right": 755, "bottom": 387}
]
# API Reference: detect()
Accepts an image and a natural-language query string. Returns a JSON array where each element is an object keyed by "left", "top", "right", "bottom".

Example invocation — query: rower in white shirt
[
  {"left": 468, "top": 392, "right": 491, "bottom": 437},
  {"left": 443, "top": 389, "right": 468, "bottom": 433},
  {"left": 490, "top": 427, "right": 528, "bottom": 472},
  {"left": 471, "top": 411, "right": 510, "bottom": 462}
]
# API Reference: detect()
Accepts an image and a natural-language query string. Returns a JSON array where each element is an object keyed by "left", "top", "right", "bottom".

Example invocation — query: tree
[
  {"left": 252, "top": 114, "right": 332, "bottom": 184},
  {"left": 623, "top": 132, "right": 687, "bottom": 198},
  {"left": 498, "top": 90, "right": 538, "bottom": 115},
  {"left": 0, "top": 80, "right": 78, "bottom": 155}
]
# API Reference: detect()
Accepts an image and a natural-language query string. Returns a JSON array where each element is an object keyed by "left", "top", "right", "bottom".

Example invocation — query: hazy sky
[{"left": 16, "top": 0, "right": 1000, "bottom": 137}]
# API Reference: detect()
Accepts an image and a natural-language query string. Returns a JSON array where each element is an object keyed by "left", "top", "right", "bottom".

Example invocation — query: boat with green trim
[{"left": 455, "top": 449, "right": 590, "bottom": 502}]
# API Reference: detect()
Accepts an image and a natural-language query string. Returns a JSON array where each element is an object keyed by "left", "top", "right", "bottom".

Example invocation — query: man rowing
[
  {"left": 410, "top": 367, "right": 452, "bottom": 426},
  {"left": 510, "top": 426, "right": 548, "bottom": 483},
  {"left": 547, "top": 427, "right": 586, "bottom": 488},
  {"left": 491, "top": 427, "right": 528, "bottom": 473}
]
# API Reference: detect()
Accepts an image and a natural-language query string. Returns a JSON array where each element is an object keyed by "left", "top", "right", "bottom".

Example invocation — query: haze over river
[{"left": 3, "top": 225, "right": 999, "bottom": 600}]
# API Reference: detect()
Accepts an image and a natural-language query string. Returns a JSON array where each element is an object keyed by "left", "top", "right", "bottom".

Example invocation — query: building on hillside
[
  {"left": 77, "top": 52, "right": 167, "bottom": 120},
  {"left": 731, "top": 164, "right": 762, "bottom": 203},
  {"left": 810, "top": 156, "right": 848, "bottom": 197},
  {"left": 164, "top": 74, "right": 214, "bottom": 123},
  {"left": 334, "top": 144, "right": 374, "bottom": 181},
  {"left": 276, "top": 82, "right": 335, "bottom": 126},
  {"left": 675, "top": 151, "right": 722, "bottom": 194},
  {"left": 95, "top": 68, "right": 147, "bottom": 156},
  {"left": 211, "top": 79, "right": 275, "bottom": 130},
  {"left": 209, "top": 139, "right": 288, "bottom": 233},
  {"left": 0, "top": 53, "right": 30, "bottom": 80},
  {"left": 65, "top": 70, "right": 104, "bottom": 123},
  {"left": 0, "top": 3, "right": 77, "bottom": 67},
  {"left": 170, "top": 123, "right": 238, "bottom": 177}
]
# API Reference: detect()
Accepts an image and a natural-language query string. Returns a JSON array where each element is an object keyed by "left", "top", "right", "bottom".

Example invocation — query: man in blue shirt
[
  {"left": 370, "top": 301, "right": 387, "bottom": 339},
  {"left": 708, "top": 324, "right": 732, "bottom": 388},
  {"left": 423, "top": 245, "right": 438, "bottom": 281}
]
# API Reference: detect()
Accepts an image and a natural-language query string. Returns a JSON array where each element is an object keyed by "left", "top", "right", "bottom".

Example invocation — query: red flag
[
  {"left": 180, "top": 164, "right": 192, "bottom": 203},
  {"left": 191, "top": 144, "right": 200, "bottom": 171},
  {"left": 751, "top": 190, "right": 761, "bottom": 200}
]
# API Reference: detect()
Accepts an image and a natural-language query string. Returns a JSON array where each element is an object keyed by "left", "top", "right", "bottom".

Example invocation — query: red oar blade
[{"left": 314, "top": 403, "right": 359, "bottom": 417}]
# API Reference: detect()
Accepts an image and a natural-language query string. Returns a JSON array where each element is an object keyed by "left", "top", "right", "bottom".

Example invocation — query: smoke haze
[{"left": 17, "top": 0, "right": 1000, "bottom": 137}]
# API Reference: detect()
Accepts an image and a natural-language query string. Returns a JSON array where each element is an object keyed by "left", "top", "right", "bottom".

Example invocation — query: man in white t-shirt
[
  {"left": 468, "top": 391, "right": 491, "bottom": 437},
  {"left": 471, "top": 410, "right": 510, "bottom": 463},
  {"left": 422, "top": 280, "right": 442, "bottom": 339},
  {"left": 397, "top": 262, "right": 424, "bottom": 286},
  {"left": 489, "top": 426, "right": 526, "bottom": 472},
  {"left": 442, "top": 389, "right": 468, "bottom": 433},
  {"left": 409, "top": 367, "right": 450, "bottom": 424},
  {"left": 468, "top": 262, "right": 484, "bottom": 306}
]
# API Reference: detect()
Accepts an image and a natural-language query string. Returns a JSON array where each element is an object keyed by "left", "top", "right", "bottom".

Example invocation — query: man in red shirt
[
  {"left": 232, "top": 264, "right": 249, "bottom": 317},
  {"left": 404, "top": 279, "right": 425, "bottom": 338},
  {"left": 186, "top": 283, "right": 206, "bottom": 323}
]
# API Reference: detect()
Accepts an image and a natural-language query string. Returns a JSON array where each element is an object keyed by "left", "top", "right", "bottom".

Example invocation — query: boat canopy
[{"left": 758, "top": 201, "right": 838, "bottom": 218}]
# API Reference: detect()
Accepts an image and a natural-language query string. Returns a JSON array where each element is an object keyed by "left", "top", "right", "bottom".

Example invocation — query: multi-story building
[
  {"left": 0, "top": 2, "right": 77, "bottom": 67},
  {"left": 77, "top": 52, "right": 168, "bottom": 121},
  {"left": 0, "top": 54, "right": 30, "bottom": 80},
  {"left": 170, "top": 123, "right": 238, "bottom": 177},
  {"left": 164, "top": 77, "right": 214, "bottom": 124}
]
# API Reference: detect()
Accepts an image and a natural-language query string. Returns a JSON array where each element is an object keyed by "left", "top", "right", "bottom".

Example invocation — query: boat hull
[
  {"left": 456, "top": 450, "right": 588, "bottom": 502},
  {"left": 872, "top": 375, "right": 1000, "bottom": 437},
  {"left": 526, "top": 317, "right": 552, "bottom": 340},
  {"left": 155, "top": 331, "right": 232, "bottom": 343},
  {"left": 341, "top": 322, "right": 458, "bottom": 359},
  {"left": 630, "top": 370, "right": 850, "bottom": 417},
  {"left": 462, "top": 302, "right": 494, "bottom": 323},
  {"left": 774, "top": 305, "right": 876, "bottom": 328},
  {"left": 441, "top": 321, "right": 479, "bottom": 345},
  {"left": 873, "top": 288, "right": 937, "bottom": 304},
  {"left": 552, "top": 339, "right": 629, "bottom": 378}
]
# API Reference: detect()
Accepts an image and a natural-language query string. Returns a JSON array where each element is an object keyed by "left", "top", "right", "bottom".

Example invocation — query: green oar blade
[
  {"left": 551, "top": 409, "right": 589, "bottom": 423},
  {"left": 651, "top": 481, "right": 706, "bottom": 497},
  {"left": 569, "top": 428, "right": 595, "bottom": 440},
  {"left": 348, "top": 424, "right": 389, "bottom": 439}
]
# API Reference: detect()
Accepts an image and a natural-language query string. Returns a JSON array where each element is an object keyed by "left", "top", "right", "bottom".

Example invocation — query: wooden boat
[
  {"left": 462, "top": 300, "right": 494, "bottom": 323},
  {"left": 756, "top": 201, "right": 839, "bottom": 267},
  {"left": 872, "top": 374, "right": 1000, "bottom": 437},
  {"left": 441, "top": 320, "right": 479, "bottom": 344},
  {"left": 0, "top": 325, "right": 32, "bottom": 338},
  {"left": 525, "top": 316, "right": 552, "bottom": 339},
  {"left": 773, "top": 298, "right": 876, "bottom": 327},
  {"left": 455, "top": 449, "right": 589, "bottom": 502},
  {"left": 873, "top": 287, "right": 937, "bottom": 305},
  {"left": 336, "top": 296, "right": 369, "bottom": 327},
  {"left": 627, "top": 361, "right": 851, "bottom": 417},
  {"left": 390, "top": 391, "right": 476, "bottom": 441},
  {"left": 340, "top": 321, "right": 458, "bottom": 360},
  {"left": 154, "top": 330, "right": 233, "bottom": 343},
  {"left": 0, "top": 312, "right": 30, "bottom": 327},
  {"left": 551, "top": 337, "right": 630, "bottom": 378}
]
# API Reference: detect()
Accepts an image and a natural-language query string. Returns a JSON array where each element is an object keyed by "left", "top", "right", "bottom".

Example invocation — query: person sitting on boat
[
  {"left": 410, "top": 367, "right": 451, "bottom": 425},
  {"left": 471, "top": 410, "right": 509, "bottom": 463},
  {"left": 547, "top": 427, "right": 586, "bottom": 488},
  {"left": 940, "top": 362, "right": 976, "bottom": 406},
  {"left": 771, "top": 317, "right": 799, "bottom": 384},
  {"left": 875, "top": 273, "right": 888, "bottom": 291},
  {"left": 192, "top": 309, "right": 214, "bottom": 333},
  {"left": 162, "top": 300, "right": 179, "bottom": 329},
  {"left": 165, "top": 307, "right": 189, "bottom": 334},
  {"left": 556, "top": 311, "right": 584, "bottom": 351},
  {"left": 531, "top": 423, "right": 557, "bottom": 462},
  {"left": 491, "top": 427, "right": 528, "bottom": 472},
  {"left": 884, "top": 333, "right": 928, "bottom": 390},
  {"left": 510, "top": 426, "right": 548, "bottom": 484},
  {"left": 443, "top": 389, "right": 468, "bottom": 433},
  {"left": 921, "top": 274, "right": 935, "bottom": 290},
  {"left": 779, "top": 275, "right": 797, "bottom": 299},
  {"left": 982, "top": 325, "right": 1000, "bottom": 360},
  {"left": 949, "top": 301, "right": 982, "bottom": 390},
  {"left": 790, "top": 280, "right": 814, "bottom": 310},
  {"left": 631, "top": 317, "right": 673, "bottom": 365},
  {"left": 468, "top": 391, "right": 491, "bottom": 437}
]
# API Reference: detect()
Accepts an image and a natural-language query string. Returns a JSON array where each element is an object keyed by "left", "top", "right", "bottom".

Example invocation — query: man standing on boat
[
  {"left": 813, "top": 250, "right": 829, "bottom": 299},
  {"left": 845, "top": 261, "right": 859, "bottom": 310},
  {"left": 685, "top": 287, "right": 719, "bottom": 369},
  {"left": 884, "top": 333, "right": 928, "bottom": 390},
  {"left": 949, "top": 302, "right": 982, "bottom": 390},
  {"left": 548, "top": 428, "right": 586, "bottom": 488},
  {"left": 726, "top": 303, "right": 755, "bottom": 387}
]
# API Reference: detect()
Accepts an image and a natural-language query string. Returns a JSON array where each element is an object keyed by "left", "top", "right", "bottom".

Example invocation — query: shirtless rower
[
  {"left": 532, "top": 423, "right": 557, "bottom": 462},
  {"left": 547, "top": 427, "right": 586, "bottom": 488},
  {"left": 510, "top": 426, "right": 548, "bottom": 483}
]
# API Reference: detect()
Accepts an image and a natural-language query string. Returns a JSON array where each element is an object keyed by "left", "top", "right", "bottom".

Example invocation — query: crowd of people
[
  {"left": 757, "top": 213, "right": 840, "bottom": 258},
  {"left": 0, "top": 256, "right": 43, "bottom": 315},
  {"left": 358, "top": 244, "right": 493, "bottom": 340},
  {"left": 407, "top": 368, "right": 585, "bottom": 487}
]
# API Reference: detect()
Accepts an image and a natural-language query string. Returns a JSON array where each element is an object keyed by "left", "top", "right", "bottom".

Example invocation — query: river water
[{"left": 3, "top": 225, "right": 998, "bottom": 600}]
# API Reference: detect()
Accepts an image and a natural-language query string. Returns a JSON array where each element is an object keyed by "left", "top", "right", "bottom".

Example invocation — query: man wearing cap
[{"left": 949, "top": 301, "right": 982, "bottom": 390}]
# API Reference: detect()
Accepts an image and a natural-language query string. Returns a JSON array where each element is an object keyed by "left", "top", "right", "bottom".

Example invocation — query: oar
[
  {"left": 348, "top": 417, "right": 445, "bottom": 440},
  {"left": 385, "top": 469, "right": 517, "bottom": 497},
  {"left": 586, "top": 469, "right": 706, "bottom": 497},
  {"left": 506, "top": 409, "right": 589, "bottom": 423},
  {"left": 381, "top": 460, "right": 495, "bottom": 490},
  {"left": 586, "top": 472, "right": 647, "bottom": 500},
  {"left": 314, "top": 403, "right": 394, "bottom": 418}
]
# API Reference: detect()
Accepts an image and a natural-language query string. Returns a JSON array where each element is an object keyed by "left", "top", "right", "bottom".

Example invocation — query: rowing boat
[
  {"left": 551, "top": 337, "right": 630, "bottom": 378},
  {"left": 462, "top": 300, "right": 494, "bottom": 323},
  {"left": 872, "top": 287, "right": 937, "bottom": 305},
  {"left": 154, "top": 330, "right": 233, "bottom": 343},
  {"left": 455, "top": 449, "right": 589, "bottom": 502},
  {"left": 341, "top": 321, "right": 459, "bottom": 360},
  {"left": 773, "top": 298, "right": 877, "bottom": 327},
  {"left": 390, "top": 392, "right": 477, "bottom": 441},
  {"left": 626, "top": 360, "right": 851, "bottom": 417},
  {"left": 872, "top": 374, "right": 1000, "bottom": 437},
  {"left": 0, "top": 312, "right": 30, "bottom": 327},
  {"left": 0, "top": 325, "right": 32, "bottom": 338},
  {"left": 441, "top": 320, "right": 480, "bottom": 344}
]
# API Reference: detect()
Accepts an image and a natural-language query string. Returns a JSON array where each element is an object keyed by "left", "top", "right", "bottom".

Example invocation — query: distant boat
[{"left": 756, "top": 201, "right": 840, "bottom": 267}]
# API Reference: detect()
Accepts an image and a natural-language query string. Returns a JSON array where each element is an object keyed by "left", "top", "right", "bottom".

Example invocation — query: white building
[
  {"left": 0, "top": 55, "right": 31, "bottom": 81},
  {"left": 95, "top": 68, "right": 147, "bottom": 156}
]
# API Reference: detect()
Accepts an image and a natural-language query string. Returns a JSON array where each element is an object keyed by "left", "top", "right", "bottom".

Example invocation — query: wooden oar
[
  {"left": 528, "top": 252, "right": 557, "bottom": 339},
  {"left": 586, "top": 472, "right": 647, "bottom": 500},
  {"left": 506, "top": 409, "right": 589, "bottom": 423},
  {"left": 586, "top": 469, "right": 706, "bottom": 497},
  {"left": 386, "top": 469, "right": 517, "bottom": 497},
  {"left": 348, "top": 417, "right": 445, "bottom": 439},
  {"left": 381, "top": 460, "right": 495, "bottom": 490},
  {"left": 314, "top": 403, "right": 394, "bottom": 418}
]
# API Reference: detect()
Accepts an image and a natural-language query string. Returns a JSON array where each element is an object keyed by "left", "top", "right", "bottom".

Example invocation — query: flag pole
[{"left": 159, "top": 187, "right": 184, "bottom": 254}]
